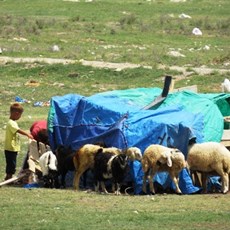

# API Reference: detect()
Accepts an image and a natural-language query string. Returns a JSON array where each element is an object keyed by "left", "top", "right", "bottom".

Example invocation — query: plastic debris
[
  {"left": 15, "top": 96, "right": 30, "bottom": 104},
  {"left": 221, "top": 79, "right": 230, "bottom": 92},
  {"left": 167, "top": 50, "right": 185, "bottom": 57},
  {"left": 33, "top": 101, "right": 50, "bottom": 107},
  {"left": 52, "top": 45, "right": 60, "bottom": 52},
  {"left": 179, "top": 13, "right": 191, "bottom": 19},
  {"left": 23, "top": 183, "right": 40, "bottom": 189},
  {"left": 192, "top": 27, "right": 202, "bottom": 36}
]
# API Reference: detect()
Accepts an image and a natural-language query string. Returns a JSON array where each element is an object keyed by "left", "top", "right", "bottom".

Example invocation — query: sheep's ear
[
  {"left": 161, "top": 151, "right": 172, "bottom": 167},
  {"left": 166, "top": 152, "right": 172, "bottom": 167}
]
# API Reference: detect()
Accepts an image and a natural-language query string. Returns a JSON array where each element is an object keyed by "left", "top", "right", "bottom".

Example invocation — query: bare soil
[{"left": 0, "top": 56, "right": 230, "bottom": 81}]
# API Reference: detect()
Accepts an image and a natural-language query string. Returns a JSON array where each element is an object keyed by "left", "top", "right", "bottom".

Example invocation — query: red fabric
[{"left": 30, "top": 120, "right": 47, "bottom": 140}]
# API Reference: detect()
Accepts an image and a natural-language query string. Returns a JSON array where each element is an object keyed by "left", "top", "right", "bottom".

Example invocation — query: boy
[{"left": 4, "top": 103, "right": 33, "bottom": 180}]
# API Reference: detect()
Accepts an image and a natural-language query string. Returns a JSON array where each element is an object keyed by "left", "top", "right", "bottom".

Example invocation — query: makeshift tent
[{"left": 47, "top": 88, "right": 230, "bottom": 194}]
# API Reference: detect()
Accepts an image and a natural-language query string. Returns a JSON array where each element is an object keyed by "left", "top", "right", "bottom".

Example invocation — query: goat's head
[
  {"left": 46, "top": 151, "right": 58, "bottom": 171},
  {"left": 117, "top": 154, "right": 129, "bottom": 169}
]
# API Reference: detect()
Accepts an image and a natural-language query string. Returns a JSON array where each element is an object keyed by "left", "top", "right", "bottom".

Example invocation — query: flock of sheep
[{"left": 39, "top": 140, "right": 230, "bottom": 195}]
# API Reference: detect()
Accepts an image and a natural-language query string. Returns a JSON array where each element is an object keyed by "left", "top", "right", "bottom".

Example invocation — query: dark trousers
[{"left": 4, "top": 150, "right": 18, "bottom": 174}]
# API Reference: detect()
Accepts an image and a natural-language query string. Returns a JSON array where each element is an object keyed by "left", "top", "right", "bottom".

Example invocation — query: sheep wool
[
  {"left": 142, "top": 144, "right": 186, "bottom": 195},
  {"left": 187, "top": 141, "right": 230, "bottom": 194}
]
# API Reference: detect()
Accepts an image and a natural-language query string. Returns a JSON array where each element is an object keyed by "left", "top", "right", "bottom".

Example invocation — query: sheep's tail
[{"left": 73, "top": 150, "right": 80, "bottom": 170}]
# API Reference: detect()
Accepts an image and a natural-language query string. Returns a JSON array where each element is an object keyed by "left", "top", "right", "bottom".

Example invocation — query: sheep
[
  {"left": 94, "top": 148, "right": 129, "bottom": 195},
  {"left": 187, "top": 141, "right": 230, "bottom": 194},
  {"left": 72, "top": 144, "right": 142, "bottom": 190},
  {"left": 141, "top": 144, "right": 186, "bottom": 195},
  {"left": 123, "top": 147, "right": 142, "bottom": 161},
  {"left": 39, "top": 151, "right": 60, "bottom": 188},
  {"left": 55, "top": 145, "right": 76, "bottom": 188}
]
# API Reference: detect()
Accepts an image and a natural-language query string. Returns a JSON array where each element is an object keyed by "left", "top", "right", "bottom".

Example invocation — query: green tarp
[{"left": 99, "top": 89, "right": 230, "bottom": 142}]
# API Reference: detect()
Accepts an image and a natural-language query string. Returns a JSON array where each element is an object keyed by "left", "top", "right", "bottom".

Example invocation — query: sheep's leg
[
  {"left": 142, "top": 173, "right": 148, "bottom": 194},
  {"left": 61, "top": 172, "right": 66, "bottom": 188},
  {"left": 221, "top": 173, "right": 229, "bottom": 194},
  {"left": 201, "top": 172, "right": 208, "bottom": 193},
  {"left": 112, "top": 183, "right": 115, "bottom": 193},
  {"left": 95, "top": 181, "right": 100, "bottom": 193},
  {"left": 148, "top": 173, "right": 155, "bottom": 195},
  {"left": 101, "top": 181, "right": 109, "bottom": 194},
  {"left": 114, "top": 183, "right": 121, "bottom": 195},
  {"left": 169, "top": 172, "right": 182, "bottom": 194},
  {"left": 192, "top": 171, "right": 202, "bottom": 187},
  {"left": 73, "top": 171, "right": 81, "bottom": 190},
  {"left": 73, "top": 163, "right": 90, "bottom": 190}
]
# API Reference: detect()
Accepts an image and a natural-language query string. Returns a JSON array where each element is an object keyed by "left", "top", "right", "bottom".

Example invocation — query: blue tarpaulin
[{"left": 47, "top": 88, "right": 229, "bottom": 194}]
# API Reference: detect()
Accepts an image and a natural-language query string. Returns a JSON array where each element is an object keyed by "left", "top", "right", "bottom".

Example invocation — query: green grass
[
  {"left": 0, "top": 0, "right": 229, "bottom": 66},
  {"left": 0, "top": 187, "right": 230, "bottom": 230},
  {"left": 0, "top": 1, "right": 230, "bottom": 229}
]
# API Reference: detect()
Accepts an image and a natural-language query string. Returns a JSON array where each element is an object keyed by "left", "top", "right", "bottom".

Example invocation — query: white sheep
[
  {"left": 187, "top": 141, "right": 230, "bottom": 194},
  {"left": 141, "top": 144, "right": 186, "bottom": 195}
]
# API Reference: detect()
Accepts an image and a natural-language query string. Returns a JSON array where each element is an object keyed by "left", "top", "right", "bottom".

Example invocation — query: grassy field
[
  {"left": 1, "top": 187, "right": 230, "bottom": 230},
  {"left": 0, "top": 0, "right": 229, "bottom": 67},
  {"left": 0, "top": 0, "right": 230, "bottom": 229}
]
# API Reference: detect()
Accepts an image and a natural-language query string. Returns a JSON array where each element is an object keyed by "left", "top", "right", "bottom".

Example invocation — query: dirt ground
[{"left": 0, "top": 56, "right": 230, "bottom": 81}]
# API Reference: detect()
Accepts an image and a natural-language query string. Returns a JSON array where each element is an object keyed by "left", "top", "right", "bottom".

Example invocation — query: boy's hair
[{"left": 10, "top": 103, "right": 24, "bottom": 113}]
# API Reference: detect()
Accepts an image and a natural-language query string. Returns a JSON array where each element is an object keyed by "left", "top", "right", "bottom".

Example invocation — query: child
[{"left": 4, "top": 103, "right": 33, "bottom": 180}]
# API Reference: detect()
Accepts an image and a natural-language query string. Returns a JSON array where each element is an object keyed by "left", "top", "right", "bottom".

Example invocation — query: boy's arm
[{"left": 17, "top": 129, "right": 34, "bottom": 139}]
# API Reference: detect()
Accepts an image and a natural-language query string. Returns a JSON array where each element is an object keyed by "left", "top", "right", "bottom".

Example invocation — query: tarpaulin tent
[{"left": 47, "top": 88, "right": 230, "bottom": 194}]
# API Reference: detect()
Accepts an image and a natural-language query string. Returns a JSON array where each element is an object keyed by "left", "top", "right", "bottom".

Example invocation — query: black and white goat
[
  {"left": 39, "top": 151, "right": 60, "bottom": 188},
  {"left": 94, "top": 148, "right": 129, "bottom": 195},
  {"left": 55, "top": 145, "right": 76, "bottom": 188}
]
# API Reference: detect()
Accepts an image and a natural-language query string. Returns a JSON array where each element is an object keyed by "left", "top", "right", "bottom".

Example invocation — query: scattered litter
[
  {"left": 192, "top": 27, "right": 202, "bottom": 36},
  {"left": 63, "top": 0, "right": 79, "bottom": 1},
  {"left": 25, "top": 80, "right": 40, "bottom": 87},
  {"left": 51, "top": 45, "right": 60, "bottom": 52},
  {"left": 203, "top": 45, "right": 210, "bottom": 50},
  {"left": 133, "top": 210, "right": 139, "bottom": 214},
  {"left": 0, "top": 48, "right": 2, "bottom": 54},
  {"left": 53, "top": 82, "right": 65, "bottom": 87},
  {"left": 15, "top": 96, "right": 31, "bottom": 104},
  {"left": 33, "top": 101, "right": 50, "bottom": 107},
  {"left": 170, "top": 0, "right": 187, "bottom": 2},
  {"left": 23, "top": 183, "right": 40, "bottom": 189},
  {"left": 179, "top": 13, "right": 191, "bottom": 19},
  {"left": 13, "top": 37, "right": 28, "bottom": 42},
  {"left": 167, "top": 50, "right": 185, "bottom": 57},
  {"left": 221, "top": 79, "right": 230, "bottom": 92}
]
